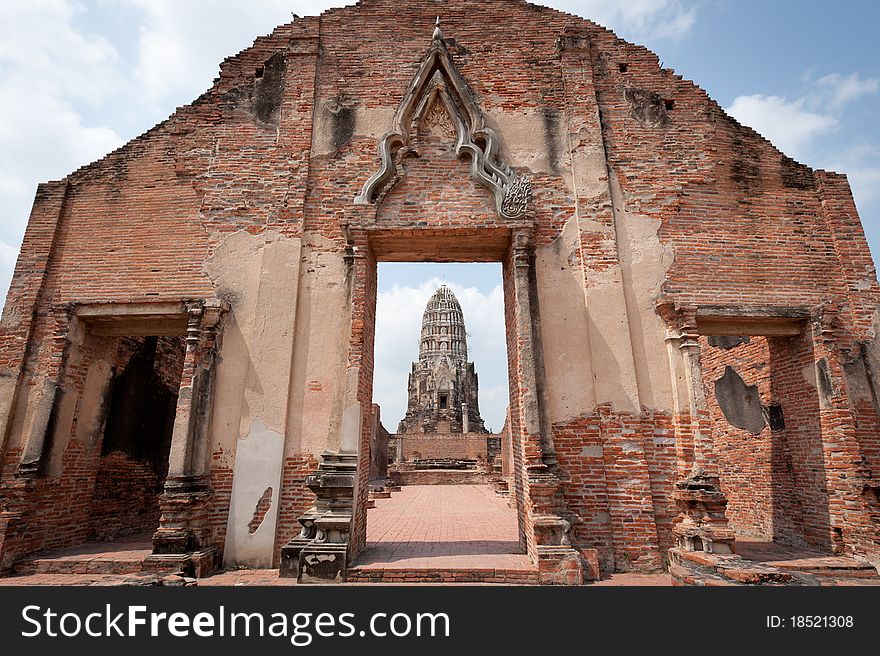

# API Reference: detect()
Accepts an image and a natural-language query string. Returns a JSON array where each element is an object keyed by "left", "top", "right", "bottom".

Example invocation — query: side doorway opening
[
  {"left": 16, "top": 314, "right": 187, "bottom": 573},
  {"left": 699, "top": 328, "right": 837, "bottom": 563},
  {"left": 349, "top": 238, "right": 536, "bottom": 581}
]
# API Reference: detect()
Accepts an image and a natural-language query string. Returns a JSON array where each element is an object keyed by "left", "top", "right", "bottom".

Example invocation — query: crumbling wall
[
  {"left": 87, "top": 336, "right": 185, "bottom": 541},
  {"left": 1, "top": 0, "right": 878, "bottom": 574},
  {"left": 396, "top": 433, "right": 489, "bottom": 462},
  {"left": 0, "top": 330, "right": 185, "bottom": 564},
  {"left": 701, "top": 335, "right": 831, "bottom": 550}
]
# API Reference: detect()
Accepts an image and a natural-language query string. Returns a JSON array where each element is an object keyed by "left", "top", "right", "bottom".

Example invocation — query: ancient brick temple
[
  {"left": 398, "top": 285, "right": 487, "bottom": 435},
  {"left": 1, "top": 0, "right": 879, "bottom": 585}
]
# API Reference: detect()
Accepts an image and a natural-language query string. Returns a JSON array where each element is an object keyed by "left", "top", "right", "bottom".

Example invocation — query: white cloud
[
  {"left": 547, "top": 0, "right": 697, "bottom": 40},
  {"left": 0, "top": 241, "right": 18, "bottom": 269},
  {"left": 0, "top": 1, "right": 122, "bottom": 105},
  {"left": 0, "top": 1, "right": 125, "bottom": 303},
  {"left": 374, "top": 279, "right": 508, "bottom": 434},
  {"left": 124, "top": 0, "right": 351, "bottom": 113},
  {"left": 811, "top": 72, "right": 879, "bottom": 111},
  {"left": 848, "top": 167, "right": 880, "bottom": 209},
  {"left": 726, "top": 71, "right": 880, "bottom": 212},
  {"left": 726, "top": 94, "right": 837, "bottom": 160}
]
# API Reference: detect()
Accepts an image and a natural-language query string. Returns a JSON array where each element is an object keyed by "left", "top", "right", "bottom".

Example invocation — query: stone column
[
  {"left": 510, "top": 230, "right": 584, "bottom": 584},
  {"left": 667, "top": 309, "right": 735, "bottom": 554},
  {"left": 16, "top": 306, "right": 72, "bottom": 477},
  {"left": 149, "top": 299, "right": 227, "bottom": 576},
  {"left": 663, "top": 327, "right": 692, "bottom": 473},
  {"left": 282, "top": 230, "right": 363, "bottom": 582}
]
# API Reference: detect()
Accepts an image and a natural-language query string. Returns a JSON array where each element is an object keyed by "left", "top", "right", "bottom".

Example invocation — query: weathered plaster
[
  {"left": 285, "top": 234, "right": 350, "bottom": 457},
  {"left": 314, "top": 104, "right": 395, "bottom": 157},
  {"left": 860, "top": 310, "right": 880, "bottom": 407},
  {"left": 206, "top": 229, "right": 303, "bottom": 567},
  {"left": 577, "top": 215, "right": 643, "bottom": 415},
  {"left": 565, "top": 131, "right": 611, "bottom": 199},
  {"left": 204, "top": 229, "right": 267, "bottom": 461},
  {"left": 222, "top": 418, "right": 284, "bottom": 568},
  {"left": 536, "top": 218, "right": 597, "bottom": 422},
  {"left": 486, "top": 109, "right": 565, "bottom": 176},
  {"left": 612, "top": 175, "right": 676, "bottom": 413},
  {"left": 18, "top": 378, "right": 57, "bottom": 467},
  {"left": 0, "top": 376, "right": 17, "bottom": 454}
]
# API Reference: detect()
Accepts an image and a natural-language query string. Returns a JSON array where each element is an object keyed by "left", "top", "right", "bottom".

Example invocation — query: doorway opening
[
  {"left": 353, "top": 259, "right": 531, "bottom": 578},
  {"left": 18, "top": 324, "right": 186, "bottom": 573},
  {"left": 700, "top": 329, "right": 838, "bottom": 563},
  {"left": 86, "top": 335, "right": 184, "bottom": 542}
]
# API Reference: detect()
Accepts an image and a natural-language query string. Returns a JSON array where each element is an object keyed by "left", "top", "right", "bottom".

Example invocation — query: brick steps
[
  {"left": 669, "top": 547, "right": 880, "bottom": 586},
  {"left": 13, "top": 537, "right": 156, "bottom": 576},
  {"left": 346, "top": 567, "right": 540, "bottom": 584},
  {"left": 15, "top": 557, "right": 151, "bottom": 576}
]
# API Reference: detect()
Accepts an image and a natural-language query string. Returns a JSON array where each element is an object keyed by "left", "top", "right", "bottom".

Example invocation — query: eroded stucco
[
  {"left": 222, "top": 417, "right": 284, "bottom": 567},
  {"left": 205, "top": 229, "right": 303, "bottom": 567},
  {"left": 536, "top": 218, "right": 597, "bottom": 422},
  {"left": 285, "top": 235, "right": 351, "bottom": 457}
]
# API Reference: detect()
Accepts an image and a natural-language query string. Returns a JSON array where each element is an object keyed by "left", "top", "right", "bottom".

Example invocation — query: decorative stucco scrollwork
[{"left": 354, "top": 20, "right": 532, "bottom": 219}]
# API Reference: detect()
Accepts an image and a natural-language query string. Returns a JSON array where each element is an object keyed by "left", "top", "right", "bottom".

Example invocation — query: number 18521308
[{"left": 767, "top": 616, "right": 854, "bottom": 629}]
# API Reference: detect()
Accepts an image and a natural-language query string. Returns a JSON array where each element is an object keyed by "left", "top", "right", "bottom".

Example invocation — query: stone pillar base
[
  {"left": 280, "top": 452, "right": 356, "bottom": 584},
  {"left": 529, "top": 472, "right": 586, "bottom": 585},
  {"left": 279, "top": 512, "right": 318, "bottom": 578},
  {"left": 536, "top": 545, "right": 585, "bottom": 585},
  {"left": 673, "top": 471, "right": 736, "bottom": 555},
  {"left": 279, "top": 537, "right": 310, "bottom": 579},
  {"left": 299, "top": 542, "right": 349, "bottom": 583},
  {"left": 151, "top": 478, "right": 215, "bottom": 571},
  {"left": 143, "top": 548, "right": 220, "bottom": 578}
]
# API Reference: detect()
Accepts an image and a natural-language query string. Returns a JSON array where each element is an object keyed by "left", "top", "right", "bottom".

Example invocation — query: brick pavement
[
  {"left": 352, "top": 484, "right": 532, "bottom": 570},
  {"left": 13, "top": 533, "right": 153, "bottom": 575}
]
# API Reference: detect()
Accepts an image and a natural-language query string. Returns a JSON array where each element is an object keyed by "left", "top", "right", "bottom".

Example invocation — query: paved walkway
[
  {"left": 12, "top": 533, "right": 153, "bottom": 574},
  {"left": 352, "top": 484, "right": 532, "bottom": 570}
]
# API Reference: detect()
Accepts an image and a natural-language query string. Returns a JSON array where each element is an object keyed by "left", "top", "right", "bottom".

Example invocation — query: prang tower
[{"left": 397, "top": 286, "right": 487, "bottom": 435}]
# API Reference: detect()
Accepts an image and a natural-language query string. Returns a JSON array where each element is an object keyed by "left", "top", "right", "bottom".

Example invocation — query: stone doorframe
[
  {"left": 657, "top": 303, "right": 809, "bottom": 557},
  {"left": 282, "top": 225, "right": 585, "bottom": 585},
  {"left": 657, "top": 301, "right": 878, "bottom": 564},
  {"left": 0, "top": 298, "right": 228, "bottom": 576}
]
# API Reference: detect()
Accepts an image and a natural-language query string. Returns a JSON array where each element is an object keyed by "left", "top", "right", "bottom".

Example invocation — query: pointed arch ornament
[{"left": 354, "top": 20, "right": 532, "bottom": 219}]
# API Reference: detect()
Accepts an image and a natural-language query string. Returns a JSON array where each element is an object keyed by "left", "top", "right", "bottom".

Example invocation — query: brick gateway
[{"left": 0, "top": 0, "right": 878, "bottom": 585}]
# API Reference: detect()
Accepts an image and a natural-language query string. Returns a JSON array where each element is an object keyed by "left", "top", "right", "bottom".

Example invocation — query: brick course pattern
[{"left": 1, "top": 0, "right": 878, "bottom": 582}]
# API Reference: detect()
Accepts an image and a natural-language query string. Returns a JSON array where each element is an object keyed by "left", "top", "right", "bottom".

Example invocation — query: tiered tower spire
[{"left": 398, "top": 286, "right": 487, "bottom": 435}]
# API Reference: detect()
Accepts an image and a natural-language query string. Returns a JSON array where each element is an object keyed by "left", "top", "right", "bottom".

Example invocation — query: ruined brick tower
[
  {"left": 398, "top": 286, "right": 487, "bottom": 435},
  {"left": 1, "top": 0, "right": 879, "bottom": 585}
]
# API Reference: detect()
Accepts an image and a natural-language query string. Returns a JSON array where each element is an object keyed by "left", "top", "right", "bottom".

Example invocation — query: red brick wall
[
  {"left": 1, "top": 0, "right": 878, "bottom": 573},
  {"left": 272, "top": 456, "right": 319, "bottom": 565},
  {"left": 701, "top": 335, "right": 833, "bottom": 551},
  {"left": 87, "top": 452, "right": 162, "bottom": 541},
  {"left": 398, "top": 434, "right": 490, "bottom": 461},
  {"left": 553, "top": 407, "right": 675, "bottom": 572}
]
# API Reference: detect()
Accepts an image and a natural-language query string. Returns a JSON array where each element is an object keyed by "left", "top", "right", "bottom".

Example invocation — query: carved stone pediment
[{"left": 355, "top": 22, "right": 532, "bottom": 219}]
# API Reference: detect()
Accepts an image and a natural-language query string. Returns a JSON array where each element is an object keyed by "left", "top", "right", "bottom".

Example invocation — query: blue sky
[
  {"left": 376, "top": 264, "right": 507, "bottom": 432},
  {"left": 1, "top": 1, "right": 878, "bottom": 429}
]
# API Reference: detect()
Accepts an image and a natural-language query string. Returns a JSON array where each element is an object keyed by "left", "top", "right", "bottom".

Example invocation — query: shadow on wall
[{"left": 703, "top": 333, "right": 834, "bottom": 553}]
